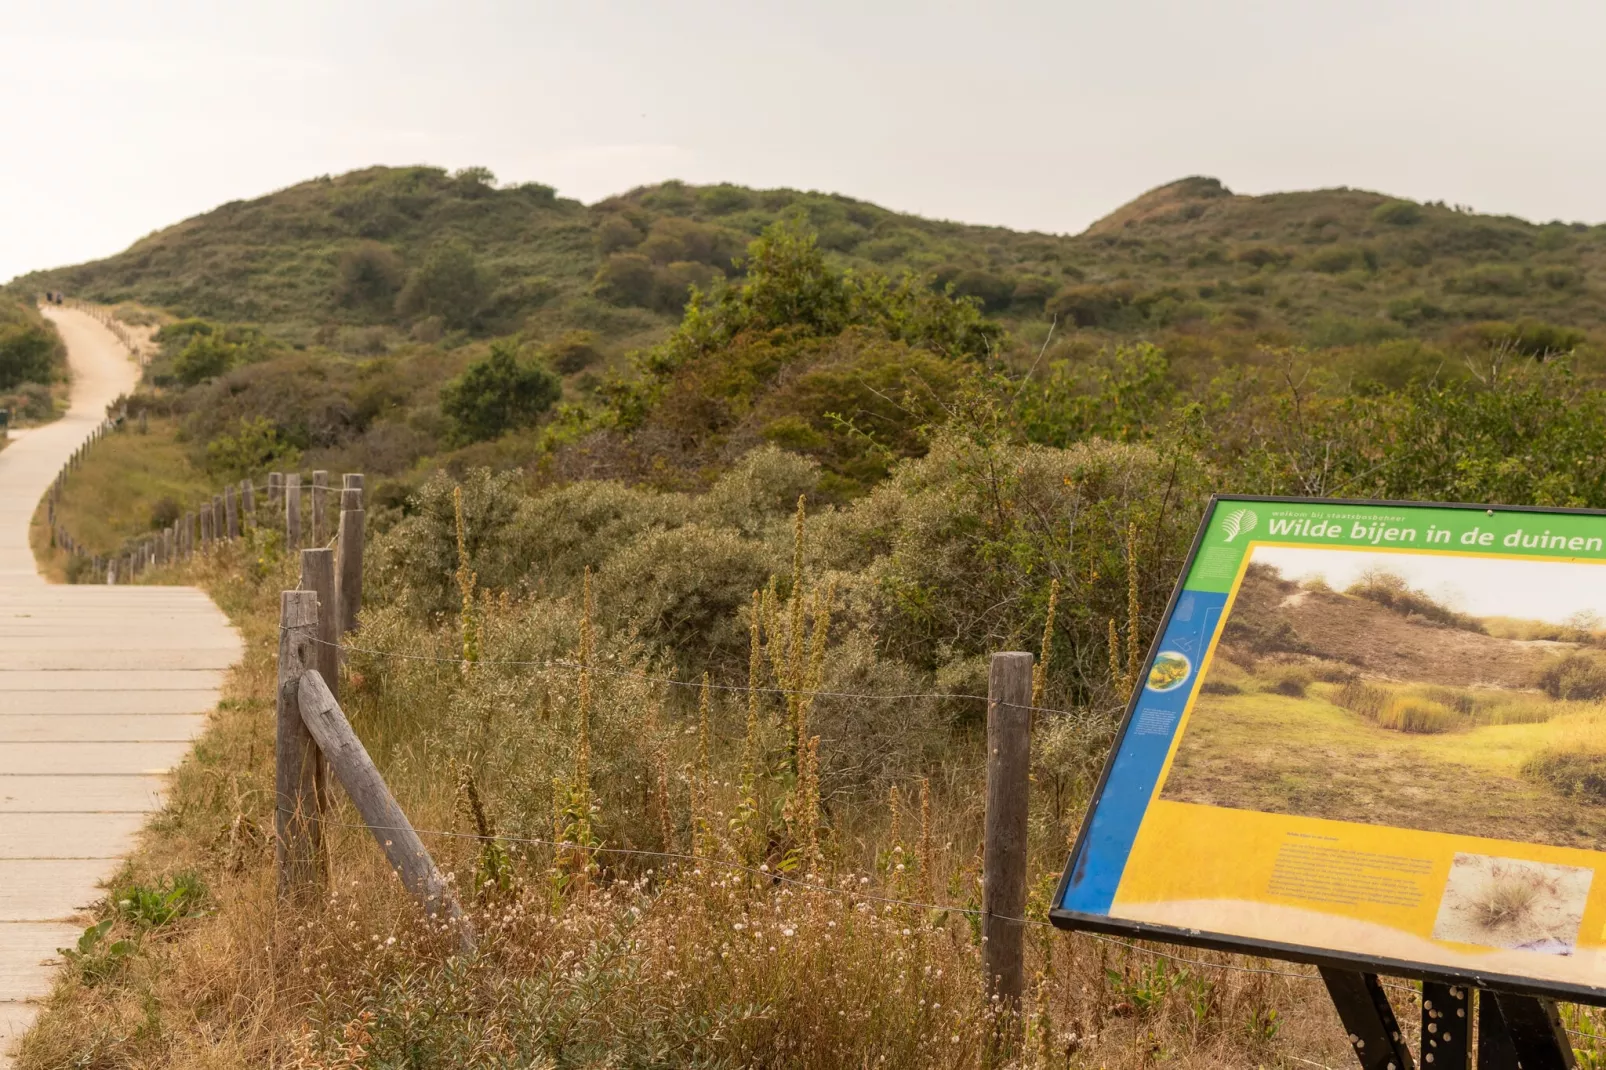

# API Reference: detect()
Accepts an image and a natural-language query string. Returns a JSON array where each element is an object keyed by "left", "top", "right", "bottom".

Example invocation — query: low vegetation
[
  {"left": 0, "top": 297, "right": 64, "bottom": 431},
  {"left": 23, "top": 167, "right": 1606, "bottom": 1066}
]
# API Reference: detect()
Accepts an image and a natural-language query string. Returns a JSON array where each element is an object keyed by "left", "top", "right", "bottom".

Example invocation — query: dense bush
[
  {"left": 333, "top": 240, "right": 406, "bottom": 310},
  {"left": 1535, "top": 651, "right": 1606, "bottom": 700},
  {"left": 439, "top": 342, "right": 561, "bottom": 444},
  {"left": 0, "top": 300, "right": 62, "bottom": 390},
  {"left": 395, "top": 241, "right": 490, "bottom": 328}
]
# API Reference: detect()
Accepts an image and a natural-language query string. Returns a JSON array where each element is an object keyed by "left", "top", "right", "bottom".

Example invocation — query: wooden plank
[
  {"left": 337, "top": 480, "right": 364, "bottom": 636},
  {"left": 0, "top": 650, "right": 237, "bottom": 671},
  {"left": 0, "top": 859, "right": 114, "bottom": 920},
  {"left": 0, "top": 714, "right": 202, "bottom": 743},
  {"left": 0, "top": 776, "right": 167, "bottom": 813},
  {"left": 0, "top": 670, "right": 225, "bottom": 691},
  {"left": 0, "top": 691, "right": 216, "bottom": 716},
  {"left": 0, "top": 742, "right": 193, "bottom": 776},
  {"left": 0, "top": 813, "right": 146, "bottom": 858}
]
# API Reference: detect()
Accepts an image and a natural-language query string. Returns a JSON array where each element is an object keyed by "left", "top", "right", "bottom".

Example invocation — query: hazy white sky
[
  {"left": 4, "top": 0, "right": 1606, "bottom": 283},
  {"left": 1252, "top": 545, "right": 1606, "bottom": 626}
]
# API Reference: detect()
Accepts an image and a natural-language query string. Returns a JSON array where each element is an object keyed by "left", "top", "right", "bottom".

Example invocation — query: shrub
[
  {"left": 1457, "top": 320, "right": 1585, "bottom": 358},
  {"left": 1264, "top": 665, "right": 1312, "bottom": 698},
  {"left": 1346, "top": 567, "right": 1484, "bottom": 631},
  {"left": 1524, "top": 749, "right": 1606, "bottom": 802},
  {"left": 1372, "top": 200, "right": 1424, "bottom": 226},
  {"left": 149, "top": 496, "right": 182, "bottom": 530},
  {"left": 440, "top": 342, "right": 561, "bottom": 444},
  {"left": 171, "top": 333, "right": 241, "bottom": 386},
  {"left": 333, "top": 241, "right": 405, "bottom": 309},
  {"left": 1447, "top": 265, "right": 1527, "bottom": 297},
  {"left": 654, "top": 260, "right": 721, "bottom": 314},
  {"left": 394, "top": 241, "right": 491, "bottom": 329},
  {"left": 594, "top": 522, "right": 779, "bottom": 669},
  {"left": 948, "top": 269, "right": 1015, "bottom": 312},
  {"left": 595, "top": 214, "right": 645, "bottom": 254},
  {"left": 1046, "top": 282, "right": 1135, "bottom": 327},
  {"left": 545, "top": 330, "right": 602, "bottom": 375},
  {"left": 1307, "top": 246, "right": 1362, "bottom": 274},
  {"left": 639, "top": 218, "right": 742, "bottom": 268},
  {"left": 1376, "top": 695, "right": 1457, "bottom": 733},
  {"left": 1010, "top": 275, "right": 1057, "bottom": 313},
  {"left": 591, "top": 252, "right": 657, "bottom": 307},
  {"left": 1333, "top": 679, "right": 1389, "bottom": 721},
  {"left": 204, "top": 415, "right": 299, "bottom": 479},
  {"left": 0, "top": 303, "right": 61, "bottom": 389},
  {"left": 1536, "top": 651, "right": 1606, "bottom": 700}
]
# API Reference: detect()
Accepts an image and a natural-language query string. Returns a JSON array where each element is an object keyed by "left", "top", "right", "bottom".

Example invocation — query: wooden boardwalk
[{"left": 0, "top": 310, "right": 240, "bottom": 1067}]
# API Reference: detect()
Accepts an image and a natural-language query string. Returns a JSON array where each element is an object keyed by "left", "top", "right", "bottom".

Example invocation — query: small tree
[
  {"left": 440, "top": 341, "right": 561, "bottom": 443},
  {"left": 172, "top": 333, "right": 241, "bottom": 386}
]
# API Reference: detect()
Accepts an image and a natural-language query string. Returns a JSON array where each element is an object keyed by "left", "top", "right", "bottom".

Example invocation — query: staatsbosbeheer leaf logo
[{"left": 1220, "top": 508, "right": 1258, "bottom": 543}]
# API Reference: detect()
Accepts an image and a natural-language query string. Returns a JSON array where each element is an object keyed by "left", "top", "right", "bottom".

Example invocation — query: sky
[
  {"left": 4, "top": 0, "right": 1606, "bottom": 283},
  {"left": 1251, "top": 545, "right": 1606, "bottom": 626}
]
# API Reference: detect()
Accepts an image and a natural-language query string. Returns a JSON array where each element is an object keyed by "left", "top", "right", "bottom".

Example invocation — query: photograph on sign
[{"left": 1054, "top": 497, "right": 1606, "bottom": 999}]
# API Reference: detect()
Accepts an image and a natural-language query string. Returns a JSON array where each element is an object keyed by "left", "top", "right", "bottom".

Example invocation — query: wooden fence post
[
  {"left": 312, "top": 470, "right": 329, "bottom": 545},
  {"left": 984, "top": 650, "right": 1033, "bottom": 1042},
  {"left": 298, "top": 671, "right": 471, "bottom": 947},
  {"left": 285, "top": 473, "right": 301, "bottom": 547},
  {"left": 268, "top": 471, "right": 282, "bottom": 509},
  {"left": 225, "top": 485, "right": 239, "bottom": 539},
  {"left": 200, "top": 503, "right": 213, "bottom": 547},
  {"left": 337, "top": 476, "right": 365, "bottom": 638},
  {"left": 300, "top": 549, "right": 339, "bottom": 703},
  {"left": 276, "top": 590, "right": 324, "bottom": 896},
  {"left": 211, "top": 495, "right": 224, "bottom": 545},
  {"left": 241, "top": 479, "right": 256, "bottom": 524},
  {"left": 183, "top": 511, "right": 194, "bottom": 558}
]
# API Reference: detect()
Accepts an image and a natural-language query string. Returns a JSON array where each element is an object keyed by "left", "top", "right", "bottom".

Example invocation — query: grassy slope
[
  {"left": 31, "top": 416, "right": 213, "bottom": 569},
  {"left": 14, "top": 170, "right": 1606, "bottom": 356},
  {"left": 1164, "top": 686, "right": 1606, "bottom": 849}
]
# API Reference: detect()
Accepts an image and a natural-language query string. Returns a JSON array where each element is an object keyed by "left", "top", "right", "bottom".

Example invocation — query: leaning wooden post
[
  {"left": 276, "top": 590, "right": 324, "bottom": 896},
  {"left": 983, "top": 651, "right": 1033, "bottom": 1044},
  {"left": 336, "top": 476, "right": 365, "bottom": 638},
  {"left": 311, "top": 470, "right": 329, "bottom": 545},
  {"left": 300, "top": 549, "right": 339, "bottom": 703},
  {"left": 298, "top": 671, "right": 472, "bottom": 949},
  {"left": 268, "top": 471, "right": 283, "bottom": 509},
  {"left": 225, "top": 485, "right": 239, "bottom": 539},
  {"left": 285, "top": 473, "right": 302, "bottom": 547}
]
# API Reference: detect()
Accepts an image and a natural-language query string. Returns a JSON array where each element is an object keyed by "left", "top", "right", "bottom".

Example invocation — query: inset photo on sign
[
  {"left": 1431, "top": 853, "right": 1592, "bottom": 955},
  {"left": 1161, "top": 544, "right": 1606, "bottom": 852}
]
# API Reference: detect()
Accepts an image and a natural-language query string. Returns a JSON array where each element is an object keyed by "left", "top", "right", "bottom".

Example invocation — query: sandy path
[{"left": 0, "top": 309, "right": 241, "bottom": 1068}]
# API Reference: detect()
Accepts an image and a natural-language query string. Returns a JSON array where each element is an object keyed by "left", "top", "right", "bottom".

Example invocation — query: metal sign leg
[
  {"left": 1422, "top": 982, "right": 1470, "bottom": 1069},
  {"left": 1321, "top": 968, "right": 1415, "bottom": 1070},
  {"left": 1486, "top": 992, "right": 1575, "bottom": 1070}
]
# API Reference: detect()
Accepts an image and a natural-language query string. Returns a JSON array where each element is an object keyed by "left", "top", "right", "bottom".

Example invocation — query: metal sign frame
[{"left": 1049, "top": 494, "right": 1606, "bottom": 1013}]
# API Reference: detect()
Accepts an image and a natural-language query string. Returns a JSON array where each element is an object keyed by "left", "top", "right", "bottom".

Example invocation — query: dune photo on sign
[{"left": 1163, "top": 543, "right": 1606, "bottom": 851}]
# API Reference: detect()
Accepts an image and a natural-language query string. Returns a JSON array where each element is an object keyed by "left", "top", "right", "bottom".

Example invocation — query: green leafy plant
[
  {"left": 112, "top": 871, "right": 208, "bottom": 927},
  {"left": 58, "top": 919, "right": 135, "bottom": 985}
]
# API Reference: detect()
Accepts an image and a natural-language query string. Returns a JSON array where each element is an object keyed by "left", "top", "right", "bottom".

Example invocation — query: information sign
[{"left": 1053, "top": 495, "right": 1606, "bottom": 1003}]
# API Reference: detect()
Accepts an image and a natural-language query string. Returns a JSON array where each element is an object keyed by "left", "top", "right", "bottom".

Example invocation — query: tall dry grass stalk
[
  {"left": 1033, "top": 578, "right": 1060, "bottom": 711},
  {"left": 452, "top": 485, "right": 479, "bottom": 673},
  {"left": 1125, "top": 521, "right": 1141, "bottom": 691}
]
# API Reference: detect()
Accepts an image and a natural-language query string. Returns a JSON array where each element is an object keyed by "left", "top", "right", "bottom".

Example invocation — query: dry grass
[{"left": 14, "top": 536, "right": 1373, "bottom": 1069}]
